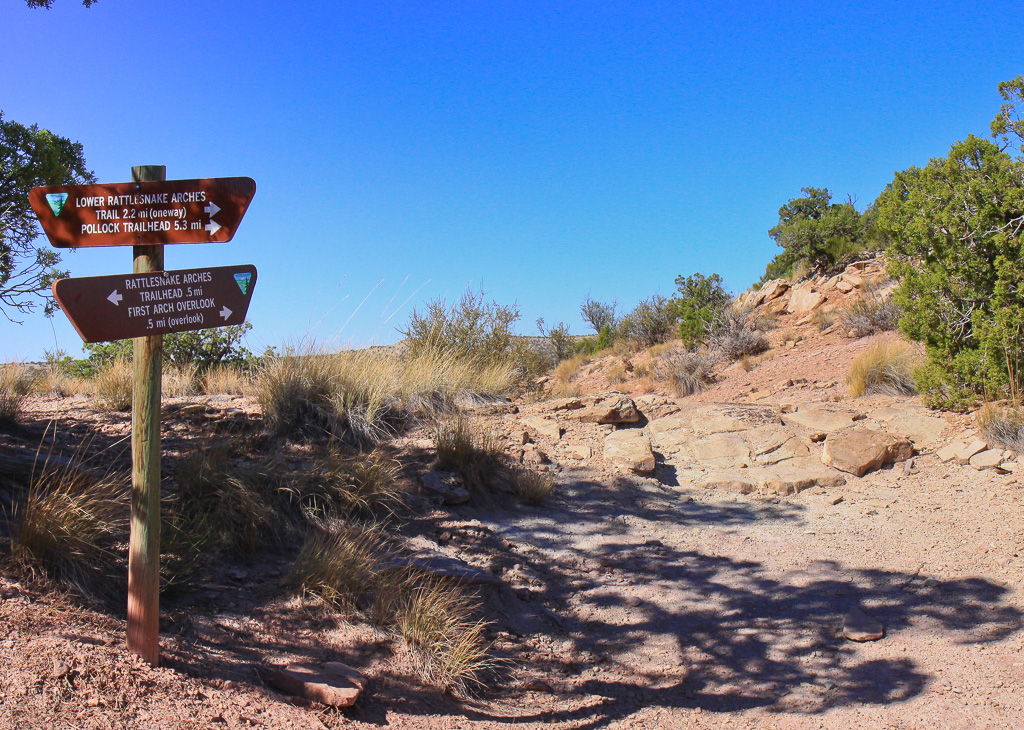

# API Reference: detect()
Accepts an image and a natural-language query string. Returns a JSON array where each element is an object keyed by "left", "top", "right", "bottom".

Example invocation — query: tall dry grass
[
  {"left": 93, "top": 357, "right": 133, "bottom": 411},
  {"left": 162, "top": 363, "right": 199, "bottom": 397},
  {"left": 254, "top": 345, "right": 516, "bottom": 443},
  {"left": 202, "top": 364, "right": 250, "bottom": 395},
  {"left": 9, "top": 451, "right": 128, "bottom": 597},
  {"left": 847, "top": 340, "right": 921, "bottom": 397},
  {"left": 977, "top": 404, "right": 1024, "bottom": 452},
  {"left": 0, "top": 363, "right": 35, "bottom": 422}
]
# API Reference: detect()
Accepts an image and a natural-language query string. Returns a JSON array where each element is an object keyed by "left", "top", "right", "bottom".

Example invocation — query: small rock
[
  {"left": 522, "top": 678, "right": 554, "bottom": 693},
  {"left": 956, "top": 440, "right": 990, "bottom": 465},
  {"left": 935, "top": 441, "right": 966, "bottom": 463},
  {"left": 842, "top": 607, "right": 884, "bottom": 642},
  {"left": 521, "top": 417, "right": 562, "bottom": 442},
  {"left": 970, "top": 449, "right": 1004, "bottom": 471},
  {"left": 267, "top": 662, "right": 365, "bottom": 707},
  {"left": 829, "top": 495, "right": 844, "bottom": 505}
]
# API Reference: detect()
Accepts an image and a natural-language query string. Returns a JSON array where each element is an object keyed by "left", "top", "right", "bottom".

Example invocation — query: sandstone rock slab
[
  {"left": 843, "top": 607, "right": 884, "bottom": 642},
  {"left": 565, "top": 393, "right": 640, "bottom": 424},
  {"left": 689, "top": 431, "right": 751, "bottom": 468},
  {"left": 970, "top": 449, "right": 1004, "bottom": 470},
  {"left": 821, "top": 428, "right": 914, "bottom": 477},
  {"left": 956, "top": 440, "right": 989, "bottom": 465},
  {"left": 782, "top": 409, "right": 857, "bottom": 439},
  {"left": 521, "top": 416, "right": 562, "bottom": 441},
  {"left": 699, "top": 471, "right": 757, "bottom": 494},
  {"left": 604, "top": 429, "right": 656, "bottom": 474}
]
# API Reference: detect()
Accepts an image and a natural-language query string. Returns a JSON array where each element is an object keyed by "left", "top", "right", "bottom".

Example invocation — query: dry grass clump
[
  {"left": 298, "top": 448, "right": 403, "bottom": 518},
  {"left": 174, "top": 445, "right": 295, "bottom": 555},
  {"left": 93, "top": 357, "right": 133, "bottom": 411},
  {"left": 388, "top": 576, "right": 495, "bottom": 695},
  {"left": 847, "top": 340, "right": 921, "bottom": 397},
  {"left": 292, "top": 527, "right": 495, "bottom": 695},
  {"left": 0, "top": 363, "right": 35, "bottom": 422},
  {"left": 162, "top": 363, "right": 199, "bottom": 397},
  {"left": 654, "top": 350, "right": 721, "bottom": 396},
  {"left": 840, "top": 294, "right": 901, "bottom": 338},
  {"left": 607, "top": 362, "right": 627, "bottom": 384},
  {"left": 812, "top": 309, "right": 835, "bottom": 331},
  {"left": 9, "top": 457, "right": 128, "bottom": 596},
  {"left": 202, "top": 364, "right": 249, "bottom": 395},
  {"left": 255, "top": 345, "right": 515, "bottom": 443},
  {"left": 434, "top": 415, "right": 505, "bottom": 502},
  {"left": 289, "top": 520, "right": 393, "bottom": 616},
  {"left": 552, "top": 353, "right": 589, "bottom": 385},
  {"left": 255, "top": 349, "right": 401, "bottom": 444},
  {"left": 512, "top": 468, "right": 556, "bottom": 506},
  {"left": 977, "top": 404, "right": 1024, "bottom": 451}
]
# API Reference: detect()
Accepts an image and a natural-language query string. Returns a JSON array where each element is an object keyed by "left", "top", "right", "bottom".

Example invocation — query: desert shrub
[
  {"left": 401, "top": 288, "right": 520, "bottom": 363},
  {"left": 762, "top": 187, "right": 871, "bottom": 281},
  {"left": 297, "top": 448, "right": 402, "bottom": 518},
  {"left": 840, "top": 294, "right": 900, "bottom": 338},
  {"left": 654, "top": 350, "right": 720, "bottom": 396},
  {"left": 617, "top": 295, "right": 676, "bottom": 348},
  {"left": 289, "top": 520, "right": 392, "bottom": 617},
  {"left": 607, "top": 362, "right": 627, "bottom": 384},
  {"left": 846, "top": 341, "right": 921, "bottom": 397},
  {"left": 92, "top": 357, "right": 133, "bottom": 412},
  {"left": 707, "top": 308, "right": 770, "bottom": 360},
  {"left": 0, "top": 362, "right": 34, "bottom": 422},
  {"left": 536, "top": 318, "right": 575, "bottom": 364},
  {"left": 552, "top": 353, "right": 588, "bottom": 385},
  {"left": 977, "top": 404, "right": 1024, "bottom": 451},
  {"left": 812, "top": 309, "right": 835, "bottom": 331},
  {"left": 433, "top": 415, "right": 505, "bottom": 502},
  {"left": 670, "top": 273, "right": 731, "bottom": 349},
  {"left": 9, "top": 457, "right": 128, "bottom": 597},
  {"left": 579, "top": 295, "right": 617, "bottom": 334}
]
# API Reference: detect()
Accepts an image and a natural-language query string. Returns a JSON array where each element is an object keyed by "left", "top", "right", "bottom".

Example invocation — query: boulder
[
  {"left": 521, "top": 416, "right": 562, "bottom": 441},
  {"left": 565, "top": 393, "right": 640, "bottom": 424},
  {"left": 268, "top": 662, "right": 366, "bottom": 707},
  {"left": 604, "top": 429, "right": 656, "bottom": 474},
  {"left": 751, "top": 279, "right": 790, "bottom": 307},
  {"left": 821, "top": 428, "right": 914, "bottom": 477},
  {"left": 788, "top": 289, "right": 827, "bottom": 315}
]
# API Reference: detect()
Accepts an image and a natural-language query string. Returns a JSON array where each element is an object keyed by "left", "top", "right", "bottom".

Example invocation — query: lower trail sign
[{"left": 53, "top": 264, "right": 257, "bottom": 343}]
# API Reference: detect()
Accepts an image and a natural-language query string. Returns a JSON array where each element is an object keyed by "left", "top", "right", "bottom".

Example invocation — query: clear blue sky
[{"left": 1, "top": 0, "right": 1020, "bottom": 360}]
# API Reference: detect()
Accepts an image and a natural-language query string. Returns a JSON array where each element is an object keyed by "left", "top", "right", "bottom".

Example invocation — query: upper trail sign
[{"left": 28, "top": 177, "right": 256, "bottom": 248}]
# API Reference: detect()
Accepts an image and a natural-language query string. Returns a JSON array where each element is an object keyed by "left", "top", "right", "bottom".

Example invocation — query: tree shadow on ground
[{"left": 446, "top": 471, "right": 1023, "bottom": 728}]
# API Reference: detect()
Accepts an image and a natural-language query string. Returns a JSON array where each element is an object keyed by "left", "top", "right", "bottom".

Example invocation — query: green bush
[
  {"left": 670, "top": 273, "right": 731, "bottom": 349},
  {"left": 875, "top": 132, "right": 1024, "bottom": 410},
  {"left": 579, "top": 295, "right": 617, "bottom": 334}
]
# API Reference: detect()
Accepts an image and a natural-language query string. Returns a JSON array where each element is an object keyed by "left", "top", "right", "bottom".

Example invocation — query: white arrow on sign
[
  {"left": 107, "top": 290, "right": 123, "bottom": 306},
  {"left": 206, "top": 219, "right": 222, "bottom": 236},
  {"left": 204, "top": 201, "right": 221, "bottom": 218},
  {"left": 220, "top": 306, "right": 232, "bottom": 320}
]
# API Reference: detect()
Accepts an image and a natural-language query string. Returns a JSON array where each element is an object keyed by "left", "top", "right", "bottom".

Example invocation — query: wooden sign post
[
  {"left": 128, "top": 164, "right": 165, "bottom": 665},
  {"left": 33, "top": 166, "right": 258, "bottom": 666}
]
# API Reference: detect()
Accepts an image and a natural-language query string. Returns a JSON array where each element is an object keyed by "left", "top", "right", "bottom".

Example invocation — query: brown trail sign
[
  {"left": 28, "top": 177, "right": 256, "bottom": 248},
  {"left": 53, "top": 265, "right": 257, "bottom": 343}
]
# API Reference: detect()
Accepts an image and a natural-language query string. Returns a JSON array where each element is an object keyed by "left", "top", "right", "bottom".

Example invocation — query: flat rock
[
  {"left": 521, "top": 416, "right": 562, "bottom": 441},
  {"left": 647, "top": 415, "right": 694, "bottom": 454},
  {"left": 420, "top": 471, "right": 470, "bottom": 504},
  {"left": 821, "top": 428, "right": 914, "bottom": 477},
  {"left": 689, "top": 431, "right": 751, "bottom": 468},
  {"left": 268, "top": 662, "right": 366, "bottom": 707},
  {"left": 604, "top": 429, "right": 656, "bottom": 474},
  {"left": 956, "top": 440, "right": 989, "bottom": 465},
  {"left": 634, "top": 395, "right": 681, "bottom": 420},
  {"left": 782, "top": 409, "right": 858, "bottom": 439},
  {"left": 762, "top": 458, "right": 847, "bottom": 494},
  {"left": 969, "top": 449, "right": 1004, "bottom": 470},
  {"left": 690, "top": 413, "right": 749, "bottom": 438},
  {"left": 745, "top": 424, "right": 792, "bottom": 457},
  {"left": 389, "top": 554, "right": 503, "bottom": 586},
  {"left": 936, "top": 441, "right": 967, "bottom": 463},
  {"left": 788, "top": 289, "right": 827, "bottom": 315},
  {"left": 757, "top": 436, "right": 810, "bottom": 465},
  {"left": 699, "top": 471, "right": 757, "bottom": 494},
  {"left": 566, "top": 444, "right": 592, "bottom": 460},
  {"left": 843, "top": 607, "right": 884, "bottom": 642}
]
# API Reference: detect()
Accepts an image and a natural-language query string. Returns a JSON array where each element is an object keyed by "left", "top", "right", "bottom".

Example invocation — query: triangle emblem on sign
[
  {"left": 45, "top": 193, "right": 68, "bottom": 217},
  {"left": 233, "top": 272, "right": 252, "bottom": 295}
]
